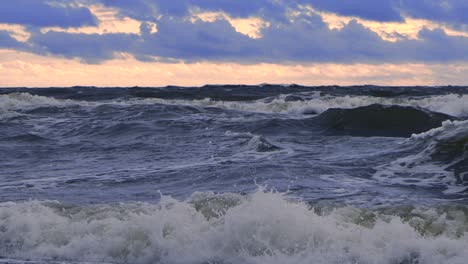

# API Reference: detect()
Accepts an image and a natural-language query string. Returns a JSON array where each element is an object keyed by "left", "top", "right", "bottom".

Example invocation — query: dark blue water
[{"left": 0, "top": 86, "right": 467, "bottom": 264}]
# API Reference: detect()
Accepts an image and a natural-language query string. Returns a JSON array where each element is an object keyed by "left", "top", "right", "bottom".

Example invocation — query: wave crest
[{"left": 374, "top": 120, "right": 468, "bottom": 192}]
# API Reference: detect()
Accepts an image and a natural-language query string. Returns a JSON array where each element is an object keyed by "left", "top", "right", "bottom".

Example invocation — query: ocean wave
[
  {"left": 374, "top": 120, "right": 468, "bottom": 192},
  {"left": 315, "top": 104, "right": 456, "bottom": 137},
  {"left": 1, "top": 190, "right": 468, "bottom": 264}
]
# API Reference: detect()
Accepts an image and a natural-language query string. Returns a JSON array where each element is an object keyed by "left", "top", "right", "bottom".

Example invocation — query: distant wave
[
  {"left": 0, "top": 93, "right": 78, "bottom": 112},
  {"left": 1, "top": 93, "right": 468, "bottom": 118},
  {"left": 128, "top": 93, "right": 468, "bottom": 117},
  {"left": 0, "top": 93, "right": 83, "bottom": 119},
  {"left": 1, "top": 190, "right": 468, "bottom": 264}
]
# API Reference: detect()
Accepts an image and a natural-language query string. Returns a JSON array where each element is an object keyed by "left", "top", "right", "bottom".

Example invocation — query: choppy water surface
[{"left": 0, "top": 85, "right": 467, "bottom": 264}]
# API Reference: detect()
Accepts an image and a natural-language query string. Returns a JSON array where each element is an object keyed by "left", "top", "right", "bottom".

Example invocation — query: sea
[{"left": 0, "top": 85, "right": 467, "bottom": 264}]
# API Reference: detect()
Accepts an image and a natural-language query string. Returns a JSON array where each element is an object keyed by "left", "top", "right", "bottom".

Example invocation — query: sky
[{"left": 1, "top": 0, "right": 468, "bottom": 87}]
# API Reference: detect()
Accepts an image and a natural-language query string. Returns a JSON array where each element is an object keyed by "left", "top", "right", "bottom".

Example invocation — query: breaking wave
[
  {"left": 1, "top": 190, "right": 468, "bottom": 264},
  {"left": 374, "top": 120, "right": 468, "bottom": 192}
]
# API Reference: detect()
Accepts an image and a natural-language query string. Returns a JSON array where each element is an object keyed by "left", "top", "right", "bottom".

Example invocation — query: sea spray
[{"left": 1, "top": 190, "right": 468, "bottom": 264}]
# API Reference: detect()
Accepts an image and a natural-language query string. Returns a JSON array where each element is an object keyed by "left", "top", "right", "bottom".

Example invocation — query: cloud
[
  {"left": 0, "top": 31, "right": 25, "bottom": 49},
  {"left": 96, "top": 0, "right": 468, "bottom": 29},
  {"left": 1, "top": 0, "right": 467, "bottom": 65},
  {"left": 136, "top": 16, "right": 467, "bottom": 63},
  {"left": 31, "top": 31, "right": 139, "bottom": 63},
  {"left": 0, "top": 0, "right": 97, "bottom": 27},
  {"left": 300, "top": 0, "right": 468, "bottom": 29},
  {"left": 100, "top": 0, "right": 286, "bottom": 19},
  {"left": 24, "top": 14, "right": 468, "bottom": 64},
  {"left": 303, "top": 0, "right": 403, "bottom": 22},
  {"left": 402, "top": 28, "right": 468, "bottom": 62},
  {"left": 5, "top": 1, "right": 462, "bottom": 32},
  {"left": 400, "top": 0, "right": 468, "bottom": 27},
  {"left": 135, "top": 17, "right": 257, "bottom": 61},
  {"left": 40, "top": 4, "right": 146, "bottom": 36}
]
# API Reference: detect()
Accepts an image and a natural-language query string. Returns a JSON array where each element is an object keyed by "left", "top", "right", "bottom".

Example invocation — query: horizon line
[{"left": 1, "top": 84, "right": 468, "bottom": 89}]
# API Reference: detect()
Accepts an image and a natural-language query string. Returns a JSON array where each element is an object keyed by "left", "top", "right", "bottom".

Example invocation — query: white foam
[{"left": 1, "top": 190, "right": 468, "bottom": 264}]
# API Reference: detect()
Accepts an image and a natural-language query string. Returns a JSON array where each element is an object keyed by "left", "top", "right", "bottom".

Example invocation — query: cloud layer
[{"left": 1, "top": 0, "right": 468, "bottom": 64}]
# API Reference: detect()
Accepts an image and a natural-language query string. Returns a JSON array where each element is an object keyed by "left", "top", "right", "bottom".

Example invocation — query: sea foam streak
[{"left": 1, "top": 190, "right": 468, "bottom": 264}]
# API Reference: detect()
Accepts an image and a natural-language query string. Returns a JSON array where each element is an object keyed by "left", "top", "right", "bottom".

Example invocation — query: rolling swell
[{"left": 315, "top": 104, "right": 457, "bottom": 137}]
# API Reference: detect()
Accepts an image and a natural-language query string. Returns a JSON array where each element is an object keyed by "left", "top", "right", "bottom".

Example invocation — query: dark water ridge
[
  {"left": 1, "top": 86, "right": 468, "bottom": 263},
  {"left": 2, "top": 85, "right": 468, "bottom": 101},
  {"left": 315, "top": 104, "right": 459, "bottom": 137}
]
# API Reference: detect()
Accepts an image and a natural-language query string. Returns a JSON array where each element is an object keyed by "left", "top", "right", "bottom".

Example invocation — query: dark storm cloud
[
  {"left": 31, "top": 31, "right": 139, "bottom": 63},
  {"left": 0, "top": 0, "right": 97, "bottom": 27},
  {"left": 135, "top": 18, "right": 258, "bottom": 61}
]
